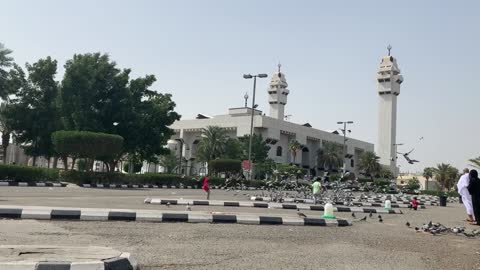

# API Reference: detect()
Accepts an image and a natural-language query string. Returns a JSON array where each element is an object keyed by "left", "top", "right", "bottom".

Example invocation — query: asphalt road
[{"left": 0, "top": 186, "right": 479, "bottom": 270}]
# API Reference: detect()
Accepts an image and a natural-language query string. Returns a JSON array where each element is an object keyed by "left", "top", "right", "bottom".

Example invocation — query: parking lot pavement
[{"left": 1, "top": 187, "right": 479, "bottom": 270}]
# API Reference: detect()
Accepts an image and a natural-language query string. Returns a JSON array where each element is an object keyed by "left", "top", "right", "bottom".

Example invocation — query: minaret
[
  {"left": 268, "top": 64, "right": 289, "bottom": 120},
  {"left": 377, "top": 45, "right": 404, "bottom": 174}
]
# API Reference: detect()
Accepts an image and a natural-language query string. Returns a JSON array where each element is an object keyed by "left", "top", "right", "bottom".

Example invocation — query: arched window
[{"left": 276, "top": 146, "right": 282, "bottom": 157}]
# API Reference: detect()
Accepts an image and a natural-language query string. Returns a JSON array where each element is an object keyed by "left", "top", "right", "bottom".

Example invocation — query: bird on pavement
[
  {"left": 166, "top": 202, "right": 171, "bottom": 208},
  {"left": 297, "top": 209, "right": 307, "bottom": 219},
  {"left": 399, "top": 210, "right": 403, "bottom": 214},
  {"left": 351, "top": 212, "right": 356, "bottom": 218},
  {"left": 359, "top": 216, "right": 367, "bottom": 221},
  {"left": 406, "top": 221, "right": 410, "bottom": 227},
  {"left": 378, "top": 215, "right": 382, "bottom": 219},
  {"left": 369, "top": 212, "right": 373, "bottom": 218},
  {"left": 379, "top": 217, "right": 383, "bottom": 223},
  {"left": 186, "top": 203, "right": 191, "bottom": 211},
  {"left": 428, "top": 221, "right": 432, "bottom": 228}
]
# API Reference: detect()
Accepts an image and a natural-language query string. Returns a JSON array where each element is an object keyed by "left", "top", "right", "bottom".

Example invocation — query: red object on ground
[
  {"left": 203, "top": 177, "right": 210, "bottom": 192},
  {"left": 411, "top": 199, "right": 419, "bottom": 208}
]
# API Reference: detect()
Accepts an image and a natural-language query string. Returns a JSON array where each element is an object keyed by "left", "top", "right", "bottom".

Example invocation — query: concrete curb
[
  {"left": 79, "top": 184, "right": 261, "bottom": 190},
  {"left": 144, "top": 198, "right": 403, "bottom": 214},
  {"left": 0, "top": 252, "right": 136, "bottom": 270},
  {"left": 0, "top": 182, "right": 66, "bottom": 187},
  {"left": 0, "top": 205, "right": 351, "bottom": 227}
]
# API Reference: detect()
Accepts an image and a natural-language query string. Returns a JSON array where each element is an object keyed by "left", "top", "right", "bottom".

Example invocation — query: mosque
[{"left": 161, "top": 49, "right": 404, "bottom": 177}]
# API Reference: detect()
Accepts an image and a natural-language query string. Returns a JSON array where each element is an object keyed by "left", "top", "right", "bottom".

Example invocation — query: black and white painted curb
[
  {"left": 0, "top": 182, "right": 66, "bottom": 187},
  {"left": 144, "top": 198, "right": 403, "bottom": 214},
  {"left": 0, "top": 252, "right": 137, "bottom": 270},
  {"left": 79, "top": 184, "right": 260, "bottom": 190},
  {"left": 0, "top": 205, "right": 352, "bottom": 227}
]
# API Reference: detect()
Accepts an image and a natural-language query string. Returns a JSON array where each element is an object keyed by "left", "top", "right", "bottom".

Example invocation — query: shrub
[
  {"left": 209, "top": 159, "right": 241, "bottom": 174},
  {"left": 0, "top": 164, "right": 60, "bottom": 182}
]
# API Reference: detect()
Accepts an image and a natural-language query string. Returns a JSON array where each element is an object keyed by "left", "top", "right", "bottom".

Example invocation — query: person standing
[
  {"left": 203, "top": 176, "right": 211, "bottom": 200},
  {"left": 458, "top": 168, "right": 474, "bottom": 222},
  {"left": 312, "top": 178, "right": 322, "bottom": 205},
  {"left": 468, "top": 170, "right": 480, "bottom": 225}
]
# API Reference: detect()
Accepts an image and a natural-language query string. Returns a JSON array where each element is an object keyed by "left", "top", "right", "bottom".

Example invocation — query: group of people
[{"left": 458, "top": 168, "right": 480, "bottom": 225}]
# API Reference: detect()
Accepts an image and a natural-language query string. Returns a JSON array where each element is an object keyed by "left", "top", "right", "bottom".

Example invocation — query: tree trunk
[
  {"left": 425, "top": 178, "right": 428, "bottom": 191},
  {"left": 2, "top": 132, "right": 9, "bottom": 164},
  {"left": 62, "top": 156, "right": 68, "bottom": 171},
  {"left": 2, "top": 145, "right": 7, "bottom": 164},
  {"left": 53, "top": 157, "right": 58, "bottom": 169},
  {"left": 47, "top": 158, "right": 51, "bottom": 168},
  {"left": 71, "top": 157, "right": 77, "bottom": 171},
  {"left": 32, "top": 156, "right": 37, "bottom": 167}
]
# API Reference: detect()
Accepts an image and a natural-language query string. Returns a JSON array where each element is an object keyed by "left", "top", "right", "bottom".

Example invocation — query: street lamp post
[
  {"left": 337, "top": 121, "right": 354, "bottom": 176},
  {"left": 244, "top": 73, "right": 268, "bottom": 180}
]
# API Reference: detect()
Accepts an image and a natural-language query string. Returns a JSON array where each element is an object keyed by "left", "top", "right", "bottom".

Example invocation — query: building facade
[{"left": 162, "top": 66, "right": 374, "bottom": 177}]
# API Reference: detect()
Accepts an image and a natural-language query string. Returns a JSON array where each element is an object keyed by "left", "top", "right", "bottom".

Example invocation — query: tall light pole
[
  {"left": 337, "top": 121, "right": 354, "bottom": 176},
  {"left": 393, "top": 143, "right": 403, "bottom": 178},
  {"left": 244, "top": 73, "right": 268, "bottom": 180}
]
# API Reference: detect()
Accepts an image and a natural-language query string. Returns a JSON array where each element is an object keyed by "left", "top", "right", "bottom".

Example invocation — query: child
[
  {"left": 411, "top": 197, "right": 419, "bottom": 211},
  {"left": 203, "top": 176, "right": 210, "bottom": 200}
]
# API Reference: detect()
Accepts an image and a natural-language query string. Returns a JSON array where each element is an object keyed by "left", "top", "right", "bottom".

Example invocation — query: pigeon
[
  {"left": 464, "top": 232, "right": 475, "bottom": 238},
  {"left": 297, "top": 209, "right": 307, "bottom": 219},
  {"left": 186, "top": 203, "right": 191, "bottom": 211},
  {"left": 378, "top": 215, "right": 382, "bottom": 219},
  {"left": 414, "top": 227, "right": 420, "bottom": 231},
  {"left": 430, "top": 230, "right": 437, "bottom": 235},
  {"left": 369, "top": 212, "right": 373, "bottom": 218},
  {"left": 379, "top": 217, "right": 383, "bottom": 223},
  {"left": 428, "top": 221, "right": 432, "bottom": 228},
  {"left": 399, "top": 210, "right": 403, "bottom": 214},
  {"left": 351, "top": 212, "right": 356, "bottom": 218},
  {"left": 359, "top": 216, "right": 367, "bottom": 221},
  {"left": 166, "top": 202, "right": 171, "bottom": 208},
  {"left": 406, "top": 221, "right": 410, "bottom": 227}
]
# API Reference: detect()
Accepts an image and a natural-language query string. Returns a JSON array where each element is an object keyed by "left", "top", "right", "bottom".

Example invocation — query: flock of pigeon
[{"left": 405, "top": 220, "right": 480, "bottom": 237}]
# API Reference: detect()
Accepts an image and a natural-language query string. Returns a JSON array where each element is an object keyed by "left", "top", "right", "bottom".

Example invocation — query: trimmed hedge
[
  {"left": 60, "top": 171, "right": 266, "bottom": 188},
  {"left": 0, "top": 164, "right": 60, "bottom": 182}
]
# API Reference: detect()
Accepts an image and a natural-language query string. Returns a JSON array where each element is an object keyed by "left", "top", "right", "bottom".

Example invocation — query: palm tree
[
  {"left": 359, "top": 151, "right": 381, "bottom": 181},
  {"left": 196, "top": 126, "right": 228, "bottom": 163},
  {"left": 423, "top": 167, "right": 435, "bottom": 191},
  {"left": 288, "top": 140, "right": 302, "bottom": 164},
  {"left": 316, "top": 141, "right": 342, "bottom": 172},
  {"left": 0, "top": 103, "right": 11, "bottom": 164},
  {"left": 433, "top": 163, "right": 459, "bottom": 191},
  {"left": 0, "top": 43, "right": 14, "bottom": 99},
  {"left": 468, "top": 157, "right": 480, "bottom": 169}
]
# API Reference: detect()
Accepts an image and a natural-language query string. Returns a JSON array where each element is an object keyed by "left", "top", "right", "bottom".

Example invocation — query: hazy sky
[{"left": 2, "top": 0, "right": 479, "bottom": 172}]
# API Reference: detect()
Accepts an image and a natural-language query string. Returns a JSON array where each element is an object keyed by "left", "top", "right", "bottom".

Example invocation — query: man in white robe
[{"left": 457, "top": 168, "right": 474, "bottom": 222}]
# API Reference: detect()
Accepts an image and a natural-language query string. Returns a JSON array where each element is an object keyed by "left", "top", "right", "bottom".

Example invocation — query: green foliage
[
  {"left": 378, "top": 166, "right": 394, "bottom": 179},
  {"left": 209, "top": 159, "right": 242, "bottom": 174},
  {"left": 122, "top": 162, "right": 142, "bottom": 173},
  {"left": 158, "top": 150, "right": 178, "bottom": 174},
  {"left": 403, "top": 177, "right": 421, "bottom": 193},
  {"left": 239, "top": 134, "right": 270, "bottom": 163},
  {"left": 224, "top": 138, "right": 244, "bottom": 160},
  {"left": 0, "top": 43, "right": 14, "bottom": 98},
  {"left": 52, "top": 131, "right": 124, "bottom": 165},
  {"left": 5, "top": 57, "right": 62, "bottom": 159},
  {"left": 433, "top": 163, "right": 459, "bottom": 191},
  {"left": 359, "top": 151, "right": 381, "bottom": 180},
  {"left": 317, "top": 141, "right": 342, "bottom": 171},
  {"left": 288, "top": 140, "right": 302, "bottom": 164},
  {"left": 76, "top": 159, "right": 87, "bottom": 172},
  {"left": 253, "top": 158, "right": 276, "bottom": 179},
  {"left": 59, "top": 53, "right": 180, "bottom": 163},
  {"left": 0, "top": 164, "right": 59, "bottom": 182},
  {"left": 276, "top": 164, "right": 306, "bottom": 179},
  {"left": 469, "top": 157, "right": 480, "bottom": 169},
  {"left": 196, "top": 126, "right": 228, "bottom": 162}
]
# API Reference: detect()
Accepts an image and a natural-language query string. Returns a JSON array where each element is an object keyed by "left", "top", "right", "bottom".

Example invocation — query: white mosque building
[{"left": 158, "top": 64, "right": 380, "bottom": 177}]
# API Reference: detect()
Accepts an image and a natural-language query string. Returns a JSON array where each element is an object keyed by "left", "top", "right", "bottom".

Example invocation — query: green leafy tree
[
  {"left": 359, "top": 151, "right": 381, "bottom": 181},
  {"left": 59, "top": 53, "right": 180, "bottom": 168},
  {"left": 316, "top": 141, "right": 342, "bottom": 172},
  {"left": 0, "top": 43, "right": 14, "bottom": 98},
  {"left": 379, "top": 166, "right": 394, "bottom": 179},
  {"left": 288, "top": 140, "right": 302, "bottom": 164},
  {"left": 158, "top": 150, "right": 178, "bottom": 174},
  {"left": 123, "top": 162, "right": 142, "bottom": 174},
  {"left": 239, "top": 134, "right": 270, "bottom": 163},
  {"left": 423, "top": 167, "right": 435, "bottom": 190},
  {"left": 209, "top": 159, "right": 242, "bottom": 175},
  {"left": 6, "top": 57, "right": 62, "bottom": 165},
  {"left": 254, "top": 158, "right": 276, "bottom": 179},
  {"left": 224, "top": 138, "right": 244, "bottom": 160},
  {"left": 433, "top": 163, "right": 459, "bottom": 191},
  {"left": 469, "top": 157, "right": 480, "bottom": 169},
  {"left": 276, "top": 163, "right": 306, "bottom": 179},
  {"left": 196, "top": 126, "right": 228, "bottom": 163}
]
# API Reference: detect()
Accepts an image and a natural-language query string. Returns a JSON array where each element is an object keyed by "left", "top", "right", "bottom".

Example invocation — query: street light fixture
[
  {"left": 244, "top": 73, "right": 268, "bottom": 180},
  {"left": 337, "top": 121, "right": 354, "bottom": 175}
]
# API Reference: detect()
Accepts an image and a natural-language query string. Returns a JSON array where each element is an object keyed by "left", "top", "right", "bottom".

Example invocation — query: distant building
[
  {"left": 396, "top": 173, "right": 440, "bottom": 191},
  {"left": 156, "top": 65, "right": 374, "bottom": 177}
]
